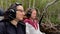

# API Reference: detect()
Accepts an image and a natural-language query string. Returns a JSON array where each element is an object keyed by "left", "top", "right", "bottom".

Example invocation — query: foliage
[{"left": 0, "top": 0, "right": 60, "bottom": 24}]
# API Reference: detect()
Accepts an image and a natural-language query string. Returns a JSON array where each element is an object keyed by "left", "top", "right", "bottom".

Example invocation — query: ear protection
[
  {"left": 8, "top": 9, "right": 16, "bottom": 19},
  {"left": 26, "top": 8, "right": 38, "bottom": 18},
  {"left": 26, "top": 9, "right": 32, "bottom": 18},
  {"left": 5, "top": 2, "right": 22, "bottom": 21}
]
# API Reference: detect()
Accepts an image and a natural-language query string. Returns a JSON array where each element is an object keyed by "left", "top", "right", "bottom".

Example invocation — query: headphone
[
  {"left": 26, "top": 8, "right": 32, "bottom": 18},
  {"left": 26, "top": 8, "right": 38, "bottom": 18},
  {"left": 8, "top": 9, "right": 16, "bottom": 20},
  {"left": 5, "top": 2, "right": 22, "bottom": 21}
]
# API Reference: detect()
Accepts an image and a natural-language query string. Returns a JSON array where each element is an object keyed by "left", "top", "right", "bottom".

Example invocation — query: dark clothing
[
  {"left": 0, "top": 8, "right": 4, "bottom": 16},
  {"left": 0, "top": 20, "right": 26, "bottom": 34}
]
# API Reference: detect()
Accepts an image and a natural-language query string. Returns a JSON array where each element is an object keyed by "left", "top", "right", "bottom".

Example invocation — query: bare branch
[
  {"left": 43, "top": 0, "right": 59, "bottom": 26},
  {"left": 39, "top": 0, "right": 59, "bottom": 23},
  {"left": 43, "top": 0, "right": 59, "bottom": 13},
  {"left": 45, "top": 0, "right": 59, "bottom": 9}
]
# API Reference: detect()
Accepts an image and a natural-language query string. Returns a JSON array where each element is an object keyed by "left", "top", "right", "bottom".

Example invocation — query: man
[{"left": 0, "top": 2, "right": 26, "bottom": 34}]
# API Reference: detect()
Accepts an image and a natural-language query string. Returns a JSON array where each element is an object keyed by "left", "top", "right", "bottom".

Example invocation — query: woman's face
[
  {"left": 31, "top": 9, "right": 37, "bottom": 19},
  {"left": 16, "top": 5, "right": 25, "bottom": 20}
]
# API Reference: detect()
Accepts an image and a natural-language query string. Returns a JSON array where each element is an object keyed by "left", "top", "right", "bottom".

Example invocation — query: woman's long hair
[{"left": 25, "top": 8, "right": 39, "bottom": 21}]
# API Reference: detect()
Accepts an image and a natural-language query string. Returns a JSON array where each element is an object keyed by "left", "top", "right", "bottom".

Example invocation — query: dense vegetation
[{"left": 0, "top": 0, "right": 60, "bottom": 24}]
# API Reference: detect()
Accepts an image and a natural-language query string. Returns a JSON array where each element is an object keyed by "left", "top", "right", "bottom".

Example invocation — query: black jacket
[{"left": 0, "top": 20, "right": 26, "bottom": 34}]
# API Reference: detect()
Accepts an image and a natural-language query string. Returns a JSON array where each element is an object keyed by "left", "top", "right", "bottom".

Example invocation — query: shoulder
[
  {"left": 0, "top": 21, "right": 5, "bottom": 31},
  {"left": 24, "top": 19, "right": 30, "bottom": 23},
  {"left": 0, "top": 20, "right": 5, "bottom": 27},
  {"left": 0, "top": 19, "right": 8, "bottom": 27},
  {"left": 0, "top": 20, "right": 6, "bottom": 32},
  {"left": 24, "top": 19, "right": 33, "bottom": 26},
  {"left": 19, "top": 21, "right": 26, "bottom": 26}
]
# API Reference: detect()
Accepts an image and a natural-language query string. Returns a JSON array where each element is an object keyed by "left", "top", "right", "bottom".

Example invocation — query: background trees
[
  {"left": 0, "top": 0, "right": 60, "bottom": 33},
  {"left": 0, "top": 0, "right": 60, "bottom": 24}
]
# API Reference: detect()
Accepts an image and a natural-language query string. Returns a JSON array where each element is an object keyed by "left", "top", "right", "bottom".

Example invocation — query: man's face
[{"left": 16, "top": 5, "right": 25, "bottom": 20}]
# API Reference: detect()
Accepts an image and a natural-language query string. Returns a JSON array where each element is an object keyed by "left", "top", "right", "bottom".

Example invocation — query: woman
[
  {"left": 0, "top": 2, "right": 26, "bottom": 34},
  {"left": 24, "top": 8, "right": 43, "bottom": 34}
]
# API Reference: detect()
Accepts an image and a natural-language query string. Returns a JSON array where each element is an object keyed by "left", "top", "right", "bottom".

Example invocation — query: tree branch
[
  {"left": 45, "top": 0, "right": 59, "bottom": 9},
  {"left": 39, "top": 0, "right": 59, "bottom": 24}
]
